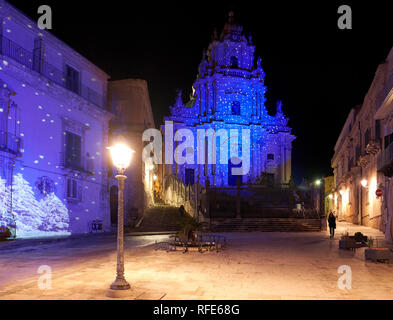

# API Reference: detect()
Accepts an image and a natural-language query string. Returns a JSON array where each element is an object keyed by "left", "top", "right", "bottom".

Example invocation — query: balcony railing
[
  {"left": 59, "top": 152, "right": 94, "bottom": 175},
  {"left": 376, "top": 72, "right": 393, "bottom": 112},
  {"left": 0, "top": 35, "right": 105, "bottom": 108},
  {"left": 378, "top": 141, "right": 393, "bottom": 170},
  {"left": 0, "top": 131, "right": 22, "bottom": 156}
]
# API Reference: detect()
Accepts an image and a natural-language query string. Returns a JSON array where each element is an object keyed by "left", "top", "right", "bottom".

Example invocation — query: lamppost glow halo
[{"left": 109, "top": 144, "right": 134, "bottom": 171}]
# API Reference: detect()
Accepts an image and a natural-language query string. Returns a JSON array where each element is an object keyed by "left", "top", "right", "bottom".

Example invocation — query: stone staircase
[
  {"left": 132, "top": 204, "right": 182, "bottom": 232},
  {"left": 210, "top": 218, "right": 322, "bottom": 232}
]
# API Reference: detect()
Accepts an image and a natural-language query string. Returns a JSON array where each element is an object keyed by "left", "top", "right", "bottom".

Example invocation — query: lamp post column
[{"left": 110, "top": 171, "right": 130, "bottom": 290}]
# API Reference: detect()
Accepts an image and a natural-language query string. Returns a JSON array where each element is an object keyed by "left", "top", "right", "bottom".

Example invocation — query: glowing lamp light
[
  {"left": 153, "top": 175, "right": 157, "bottom": 181},
  {"left": 108, "top": 144, "right": 134, "bottom": 171},
  {"left": 328, "top": 194, "right": 333, "bottom": 199},
  {"left": 339, "top": 189, "right": 345, "bottom": 196},
  {"left": 315, "top": 179, "right": 321, "bottom": 186},
  {"left": 361, "top": 179, "right": 368, "bottom": 188}
]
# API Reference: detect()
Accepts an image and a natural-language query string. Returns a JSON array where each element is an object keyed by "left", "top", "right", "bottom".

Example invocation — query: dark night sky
[{"left": 7, "top": 0, "right": 392, "bottom": 183}]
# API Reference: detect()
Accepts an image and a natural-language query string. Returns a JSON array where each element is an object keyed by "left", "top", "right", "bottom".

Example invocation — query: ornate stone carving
[
  {"left": 366, "top": 139, "right": 381, "bottom": 155},
  {"left": 358, "top": 154, "right": 370, "bottom": 168}
]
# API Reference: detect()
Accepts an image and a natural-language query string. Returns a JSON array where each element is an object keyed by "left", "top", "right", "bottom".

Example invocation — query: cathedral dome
[{"left": 220, "top": 11, "right": 245, "bottom": 42}]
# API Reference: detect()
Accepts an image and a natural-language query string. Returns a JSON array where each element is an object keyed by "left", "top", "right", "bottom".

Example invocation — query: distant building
[
  {"left": 161, "top": 13, "right": 295, "bottom": 188},
  {"left": 323, "top": 176, "right": 334, "bottom": 215},
  {"left": 331, "top": 46, "right": 393, "bottom": 239},
  {"left": 0, "top": 1, "right": 112, "bottom": 237},
  {"left": 108, "top": 79, "right": 155, "bottom": 227}
]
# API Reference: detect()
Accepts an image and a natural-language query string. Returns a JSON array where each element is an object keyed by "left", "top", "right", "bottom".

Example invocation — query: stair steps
[
  {"left": 133, "top": 204, "right": 182, "bottom": 232},
  {"left": 210, "top": 218, "right": 321, "bottom": 232}
]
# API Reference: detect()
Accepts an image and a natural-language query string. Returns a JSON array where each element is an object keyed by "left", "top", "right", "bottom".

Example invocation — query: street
[{"left": 0, "top": 222, "right": 392, "bottom": 300}]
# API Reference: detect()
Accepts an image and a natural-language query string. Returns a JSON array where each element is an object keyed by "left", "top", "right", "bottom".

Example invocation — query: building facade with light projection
[
  {"left": 0, "top": 1, "right": 112, "bottom": 238},
  {"left": 161, "top": 13, "right": 295, "bottom": 188}
]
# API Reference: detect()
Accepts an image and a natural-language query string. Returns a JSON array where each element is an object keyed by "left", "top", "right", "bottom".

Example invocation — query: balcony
[
  {"left": 0, "top": 131, "right": 22, "bottom": 156},
  {"left": 0, "top": 35, "right": 104, "bottom": 108},
  {"left": 375, "top": 72, "right": 393, "bottom": 119},
  {"left": 378, "top": 142, "right": 393, "bottom": 174},
  {"left": 59, "top": 152, "right": 94, "bottom": 177}
]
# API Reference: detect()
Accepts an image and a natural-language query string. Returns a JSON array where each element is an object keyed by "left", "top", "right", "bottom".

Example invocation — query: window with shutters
[
  {"left": 66, "top": 177, "right": 81, "bottom": 201},
  {"left": 65, "top": 131, "right": 82, "bottom": 170},
  {"left": 65, "top": 65, "right": 80, "bottom": 94}
]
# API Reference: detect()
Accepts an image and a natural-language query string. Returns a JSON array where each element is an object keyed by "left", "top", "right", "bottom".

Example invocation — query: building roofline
[{"left": 0, "top": 0, "right": 110, "bottom": 80}]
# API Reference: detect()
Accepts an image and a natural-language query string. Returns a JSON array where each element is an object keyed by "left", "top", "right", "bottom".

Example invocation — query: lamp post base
[
  {"left": 110, "top": 277, "right": 131, "bottom": 290},
  {"left": 106, "top": 277, "right": 131, "bottom": 298},
  {"left": 105, "top": 288, "right": 132, "bottom": 298}
]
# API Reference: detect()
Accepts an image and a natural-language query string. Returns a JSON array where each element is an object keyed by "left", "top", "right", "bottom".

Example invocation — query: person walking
[{"left": 328, "top": 211, "right": 336, "bottom": 238}]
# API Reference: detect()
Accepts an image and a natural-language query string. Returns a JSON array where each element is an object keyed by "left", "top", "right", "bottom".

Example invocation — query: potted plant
[
  {"left": 354, "top": 232, "right": 367, "bottom": 243},
  {"left": 176, "top": 214, "right": 208, "bottom": 251},
  {"left": 365, "top": 237, "right": 391, "bottom": 262},
  {"left": 367, "top": 237, "right": 374, "bottom": 248},
  {"left": 0, "top": 226, "right": 11, "bottom": 241}
]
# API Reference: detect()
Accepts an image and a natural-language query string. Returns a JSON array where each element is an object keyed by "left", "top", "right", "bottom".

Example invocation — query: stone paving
[{"left": 0, "top": 222, "right": 392, "bottom": 300}]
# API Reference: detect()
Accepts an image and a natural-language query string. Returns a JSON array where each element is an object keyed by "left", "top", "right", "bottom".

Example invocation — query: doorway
[
  {"left": 228, "top": 157, "right": 242, "bottom": 186},
  {"left": 110, "top": 185, "right": 118, "bottom": 225}
]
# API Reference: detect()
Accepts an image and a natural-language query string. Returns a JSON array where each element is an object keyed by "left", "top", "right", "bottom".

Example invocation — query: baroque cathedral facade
[{"left": 162, "top": 13, "right": 295, "bottom": 188}]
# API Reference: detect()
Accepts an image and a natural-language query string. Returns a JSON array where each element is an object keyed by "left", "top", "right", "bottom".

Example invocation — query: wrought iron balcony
[
  {"left": 378, "top": 142, "right": 393, "bottom": 172},
  {"left": 59, "top": 152, "right": 94, "bottom": 176},
  {"left": 0, "top": 35, "right": 104, "bottom": 108},
  {"left": 375, "top": 72, "right": 393, "bottom": 118},
  {"left": 0, "top": 131, "right": 22, "bottom": 156}
]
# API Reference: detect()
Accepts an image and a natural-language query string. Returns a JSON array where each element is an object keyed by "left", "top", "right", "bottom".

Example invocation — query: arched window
[
  {"left": 230, "top": 56, "right": 238, "bottom": 68},
  {"left": 231, "top": 101, "right": 240, "bottom": 115}
]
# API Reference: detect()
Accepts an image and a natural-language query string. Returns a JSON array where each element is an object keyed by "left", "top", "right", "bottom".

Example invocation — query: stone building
[
  {"left": 161, "top": 13, "right": 295, "bottom": 189},
  {"left": 331, "top": 46, "right": 393, "bottom": 239},
  {"left": 108, "top": 79, "right": 155, "bottom": 227},
  {"left": 0, "top": 1, "right": 112, "bottom": 237}
]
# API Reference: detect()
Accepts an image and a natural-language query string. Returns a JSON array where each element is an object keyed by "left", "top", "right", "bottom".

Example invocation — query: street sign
[{"left": 376, "top": 189, "right": 383, "bottom": 197}]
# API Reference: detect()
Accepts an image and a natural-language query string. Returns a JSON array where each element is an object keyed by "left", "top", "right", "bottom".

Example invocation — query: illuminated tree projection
[
  {"left": 0, "top": 174, "right": 70, "bottom": 238},
  {"left": 0, "top": 176, "right": 12, "bottom": 228}
]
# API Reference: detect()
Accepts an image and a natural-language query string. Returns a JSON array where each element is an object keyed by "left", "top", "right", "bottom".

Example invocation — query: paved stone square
[{"left": 0, "top": 222, "right": 392, "bottom": 300}]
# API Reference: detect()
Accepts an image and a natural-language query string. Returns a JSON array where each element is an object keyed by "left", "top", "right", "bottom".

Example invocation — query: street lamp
[
  {"left": 315, "top": 179, "right": 321, "bottom": 186},
  {"left": 106, "top": 143, "right": 134, "bottom": 298}
]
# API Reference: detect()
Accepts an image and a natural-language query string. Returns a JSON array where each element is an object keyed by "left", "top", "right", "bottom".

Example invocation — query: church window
[
  {"left": 230, "top": 56, "right": 238, "bottom": 68},
  {"left": 231, "top": 101, "right": 240, "bottom": 115}
]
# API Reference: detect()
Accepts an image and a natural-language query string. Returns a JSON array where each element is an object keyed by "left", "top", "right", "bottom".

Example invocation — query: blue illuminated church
[{"left": 162, "top": 12, "right": 295, "bottom": 187}]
